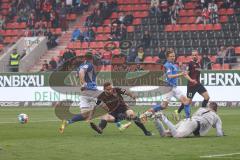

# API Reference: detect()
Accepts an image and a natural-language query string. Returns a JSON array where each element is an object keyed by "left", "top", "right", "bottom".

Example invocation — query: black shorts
[
  {"left": 187, "top": 83, "right": 207, "bottom": 99},
  {"left": 109, "top": 105, "right": 128, "bottom": 121}
]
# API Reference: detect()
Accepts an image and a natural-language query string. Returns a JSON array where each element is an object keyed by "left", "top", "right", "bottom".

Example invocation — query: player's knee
[{"left": 126, "top": 110, "right": 135, "bottom": 118}]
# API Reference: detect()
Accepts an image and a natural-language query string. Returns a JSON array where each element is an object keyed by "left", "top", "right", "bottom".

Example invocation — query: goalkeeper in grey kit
[{"left": 154, "top": 102, "right": 224, "bottom": 138}]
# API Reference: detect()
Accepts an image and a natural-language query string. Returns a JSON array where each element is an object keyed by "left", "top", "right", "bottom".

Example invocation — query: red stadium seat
[
  {"left": 176, "top": 56, "right": 185, "bottom": 63},
  {"left": 144, "top": 56, "right": 154, "bottom": 63},
  {"left": 219, "top": 16, "right": 228, "bottom": 23},
  {"left": 179, "top": 10, "right": 187, "bottom": 16},
  {"left": 196, "top": 24, "right": 205, "bottom": 31},
  {"left": 127, "top": 26, "right": 134, "bottom": 32},
  {"left": 103, "top": 27, "right": 111, "bottom": 33},
  {"left": 178, "top": 17, "right": 188, "bottom": 24},
  {"left": 213, "top": 24, "right": 221, "bottom": 30},
  {"left": 226, "top": 8, "right": 234, "bottom": 15},
  {"left": 103, "top": 19, "right": 111, "bottom": 26},
  {"left": 110, "top": 12, "right": 118, "bottom": 19},
  {"left": 222, "top": 64, "right": 230, "bottom": 70},
  {"left": 187, "top": 10, "right": 195, "bottom": 16},
  {"left": 172, "top": 24, "right": 181, "bottom": 31},
  {"left": 133, "top": 18, "right": 141, "bottom": 25},
  {"left": 205, "top": 24, "right": 213, "bottom": 30},
  {"left": 212, "top": 64, "right": 222, "bottom": 70},
  {"left": 181, "top": 24, "right": 190, "bottom": 31},
  {"left": 209, "top": 55, "right": 216, "bottom": 63},
  {"left": 218, "top": 9, "right": 226, "bottom": 15},
  {"left": 153, "top": 56, "right": 160, "bottom": 63},
  {"left": 235, "top": 47, "right": 240, "bottom": 55},
  {"left": 189, "top": 24, "right": 197, "bottom": 31},
  {"left": 188, "top": 17, "right": 196, "bottom": 23},
  {"left": 165, "top": 25, "right": 173, "bottom": 32},
  {"left": 97, "top": 27, "right": 104, "bottom": 33},
  {"left": 67, "top": 42, "right": 74, "bottom": 49},
  {"left": 81, "top": 42, "right": 89, "bottom": 49}
]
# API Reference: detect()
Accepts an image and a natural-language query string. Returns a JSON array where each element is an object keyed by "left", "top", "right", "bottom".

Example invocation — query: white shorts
[
  {"left": 174, "top": 119, "right": 198, "bottom": 138},
  {"left": 79, "top": 96, "right": 97, "bottom": 113},
  {"left": 162, "top": 87, "right": 185, "bottom": 102}
]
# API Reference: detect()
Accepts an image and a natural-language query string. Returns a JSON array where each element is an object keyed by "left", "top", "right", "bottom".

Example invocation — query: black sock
[
  {"left": 133, "top": 117, "right": 148, "bottom": 134},
  {"left": 178, "top": 103, "right": 184, "bottom": 113},
  {"left": 202, "top": 99, "right": 209, "bottom": 107},
  {"left": 99, "top": 120, "right": 107, "bottom": 130}
]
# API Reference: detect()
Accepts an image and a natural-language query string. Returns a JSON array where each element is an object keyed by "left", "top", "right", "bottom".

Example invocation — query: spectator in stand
[
  {"left": 224, "top": 46, "right": 237, "bottom": 63},
  {"left": 93, "top": 9, "right": 104, "bottom": 27},
  {"left": 135, "top": 64, "right": 144, "bottom": 71},
  {"left": 123, "top": 12, "right": 134, "bottom": 26},
  {"left": 40, "top": 60, "right": 49, "bottom": 72},
  {"left": 51, "top": 11, "right": 59, "bottom": 28},
  {"left": 127, "top": 47, "right": 137, "bottom": 63},
  {"left": 27, "top": 12, "right": 35, "bottom": 29},
  {"left": 201, "top": 54, "right": 212, "bottom": 69},
  {"left": 222, "top": 0, "right": 233, "bottom": 9},
  {"left": 159, "top": 1, "right": 170, "bottom": 25},
  {"left": 195, "top": 7, "right": 210, "bottom": 24},
  {"left": 83, "top": 27, "right": 95, "bottom": 42},
  {"left": 42, "top": 0, "right": 52, "bottom": 22},
  {"left": 59, "top": 2, "right": 68, "bottom": 31},
  {"left": 216, "top": 46, "right": 228, "bottom": 65},
  {"left": 71, "top": 28, "right": 81, "bottom": 41},
  {"left": 109, "top": 0, "right": 118, "bottom": 12},
  {"left": 63, "top": 49, "right": 76, "bottom": 70},
  {"left": 117, "top": 24, "right": 127, "bottom": 41},
  {"left": 158, "top": 47, "right": 166, "bottom": 62},
  {"left": 135, "top": 47, "right": 145, "bottom": 63},
  {"left": 170, "top": 0, "right": 184, "bottom": 24},
  {"left": 150, "top": 0, "right": 160, "bottom": 16},
  {"left": 208, "top": 1, "right": 218, "bottom": 24},
  {"left": 142, "top": 31, "right": 151, "bottom": 49},
  {"left": 49, "top": 57, "right": 57, "bottom": 71},
  {"left": 44, "top": 28, "right": 58, "bottom": 49},
  {"left": 0, "top": 15, "right": 5, "bottom": 30}
]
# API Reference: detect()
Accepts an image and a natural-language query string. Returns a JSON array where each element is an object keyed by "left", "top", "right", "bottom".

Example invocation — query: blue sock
[
  {"left": 115, "top": 121, "right": 121, "bottom": 128},
  {"left": 184, "top": 104, "right": 191, "bottom": 118},
  {"left": 68, "top": 114, "right": 85, "bottom": 124},
  {"left": 152, "top": 104, "right": 162, "bottom": 112}
]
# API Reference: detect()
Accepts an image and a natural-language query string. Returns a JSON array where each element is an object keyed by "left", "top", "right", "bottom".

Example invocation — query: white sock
[
  {"left": 161, "top": 115, "right": 177, "bottom": 136},
  {"left": 154, "top": 118, "right": 166, "bottom": 137}
]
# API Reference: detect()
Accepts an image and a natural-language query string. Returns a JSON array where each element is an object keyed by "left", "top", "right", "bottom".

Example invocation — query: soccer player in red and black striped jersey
[{"left": 177, "top": 50, "right": 210, "bottom": 116}]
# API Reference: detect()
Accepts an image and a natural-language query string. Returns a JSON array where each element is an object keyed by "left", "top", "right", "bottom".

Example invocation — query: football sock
[
  {"left": 202, "top": 99, "right": 209, "bottom": 107},
  {"left": 154, "top": 118, "right": 165, "bottom": 137},
  {"left": 115, "top": 121, "right": 122, "bottom": 128},
  {"left": 68, "top": 114, "right": 85, "bottom": 124},
  {"left": 184, "top": 104, "right": 191, "bottom": 118},
  {"left": 161, "top": 114, "right": 177, "bottom": 136},
  {"left": 133, "top": 117, "right": 149, "bottom": 134},
  {"left": 178, "top": 103, "right": 184, "bottom": 113},
  {"left": 152, "top": 104, "right": 162, "bottom": 112},
  {"left": 99, "top": 119, "right": 107, "bottom": 130}
]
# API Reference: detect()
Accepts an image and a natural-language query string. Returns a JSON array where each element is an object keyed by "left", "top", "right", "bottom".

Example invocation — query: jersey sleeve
[{"left": 214, "top": 115, "right": 224, "bottom": 137}]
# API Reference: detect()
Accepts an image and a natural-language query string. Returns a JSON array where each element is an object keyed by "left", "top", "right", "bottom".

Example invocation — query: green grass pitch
[{"left": 0, "top": 106, "right": 240, "bottom": 160}]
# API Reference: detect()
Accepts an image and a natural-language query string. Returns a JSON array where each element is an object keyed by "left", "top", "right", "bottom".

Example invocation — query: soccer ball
[{"left": 18, "top": 113, "right": 29, "bottom": 124}]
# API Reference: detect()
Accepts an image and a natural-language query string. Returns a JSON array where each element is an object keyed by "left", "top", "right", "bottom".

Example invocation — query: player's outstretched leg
[
  {"left": 174, "top": 103, "right": 184, "bottom": 121},
  {"left": 133, "top": 117, "right": 152, "bottom": 136},
  {"left": 59, "top": 114, "right": 86, "bottom": 133},
  {"left": 140, "top": 103, "right": 164, "bottom": 123}
]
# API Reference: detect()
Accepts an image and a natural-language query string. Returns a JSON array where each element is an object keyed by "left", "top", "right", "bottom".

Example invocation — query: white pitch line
[
  {"left": 200, "top": 153, "right": 240, "bottom": 158},
  {"left": 0, "top": 120, "right": 59, "bottom": 124}
]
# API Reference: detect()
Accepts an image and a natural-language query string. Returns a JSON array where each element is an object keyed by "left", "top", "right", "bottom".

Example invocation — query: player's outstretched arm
[{"left": 125, "top": 91, "right": 137, "bottom": 100}]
